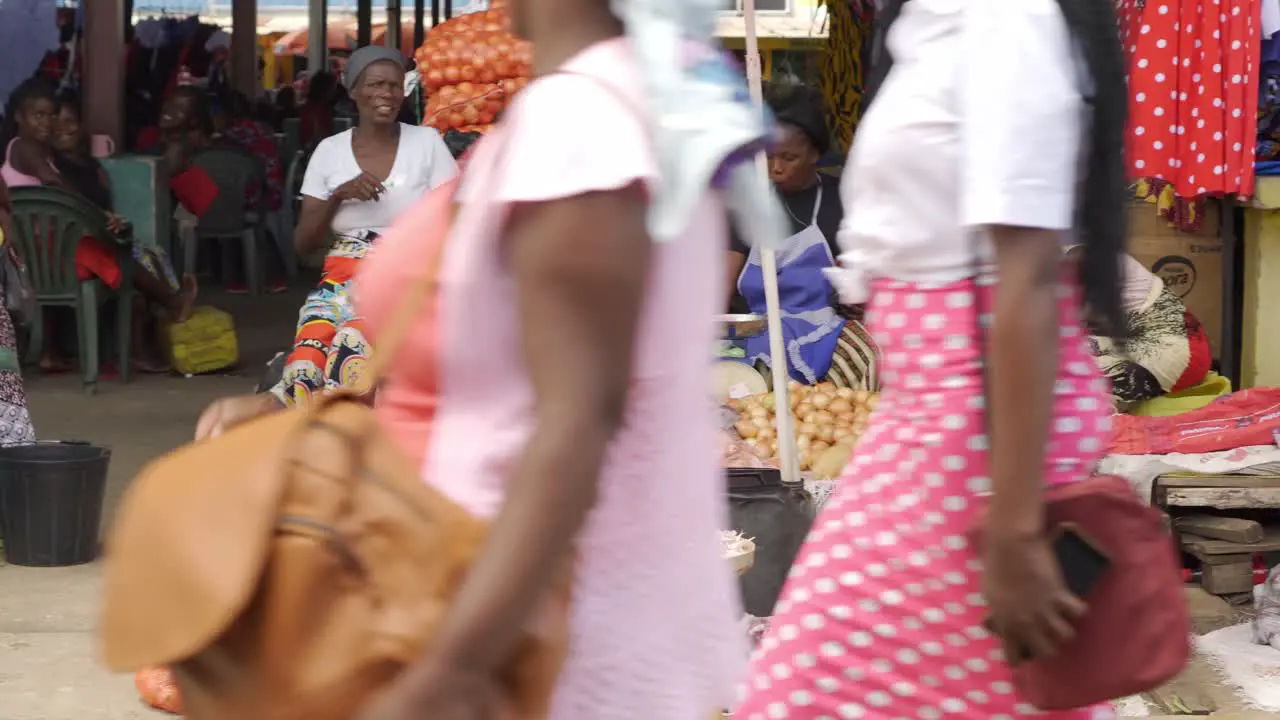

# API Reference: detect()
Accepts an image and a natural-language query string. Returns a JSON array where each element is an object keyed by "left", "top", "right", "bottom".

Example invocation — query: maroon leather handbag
[{"left": 968, "top": 475, "right": 1190, "bottom": 709}]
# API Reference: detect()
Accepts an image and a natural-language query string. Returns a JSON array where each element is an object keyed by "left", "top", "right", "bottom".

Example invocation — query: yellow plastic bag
[
  {"left": 166, "top": 306, "right": 239, "bottom": 375},
  {"left": 1129, "top": 371, "right": 1232, "bottom": 417}
]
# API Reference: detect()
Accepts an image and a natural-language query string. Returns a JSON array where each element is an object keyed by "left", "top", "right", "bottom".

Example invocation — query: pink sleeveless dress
[{"left": 358, "top": 38, "right": 745, "bottom": 720}]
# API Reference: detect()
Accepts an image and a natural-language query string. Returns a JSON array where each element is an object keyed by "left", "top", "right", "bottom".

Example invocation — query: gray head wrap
[{"left": 343, "top": 45, "right": 407, "bottom": 90}]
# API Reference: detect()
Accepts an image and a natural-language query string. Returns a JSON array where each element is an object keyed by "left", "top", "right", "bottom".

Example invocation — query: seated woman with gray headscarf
[{"left": 269, "top": 45, "right": 458, "bottom": 407}]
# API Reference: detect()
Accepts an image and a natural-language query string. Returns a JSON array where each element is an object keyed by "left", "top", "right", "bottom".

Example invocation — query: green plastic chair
[
  {"left": 282, "top": 117, "right": 302, "bottom": 160},
  {"left": 7, "top": 186, "right": 134, "bottom": 393},
  {"left": 186, "top": 146, "right": 269, "bottom": 296}
]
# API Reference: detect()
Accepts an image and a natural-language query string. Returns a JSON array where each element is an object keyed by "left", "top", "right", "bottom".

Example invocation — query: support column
[
  {"left": 83, "top": 0, "right": 124, "bottom": 147},
  {"left": 231, "top": 0, "right": 259, "bottom": 98},
  {"left": 387, "top": 0, "right": 402, "bottom": 51},
  {"left": 358, "top": 0, "right": 373, "bottom": 48},
  {"left": 414, "top": 0, "right": 426, "bottom": 48},
  {"left": 308, "top": 0, "right": 328, "bottom": 74}
]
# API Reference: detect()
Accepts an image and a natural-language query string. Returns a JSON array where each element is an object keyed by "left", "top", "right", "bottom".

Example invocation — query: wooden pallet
[
  {"left": 1155, "top": 474, "right": 1280, "bottom": 595},
  {"left": 1181, "top": 530, "right": 1280, "bottom": 594}
]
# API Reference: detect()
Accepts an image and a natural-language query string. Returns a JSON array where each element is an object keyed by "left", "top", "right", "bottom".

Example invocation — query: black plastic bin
[
  {"left": 727, "top": 467, "right": 815, "bottom": 617},
  {"left": 0, "top": 442, "right": 110, "bottom": 567}
]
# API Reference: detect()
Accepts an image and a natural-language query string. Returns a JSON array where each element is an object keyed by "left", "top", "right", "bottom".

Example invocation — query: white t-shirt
[
  {"left": 300, "top": 123, "right": 458, "bottom": 260},
  {"left": 834, "top": 0, "right": 1085, "bottom": 300}
]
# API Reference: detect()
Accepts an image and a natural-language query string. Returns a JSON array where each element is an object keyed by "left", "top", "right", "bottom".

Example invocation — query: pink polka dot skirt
[{"left": 734, "top": 273, "right": 1116, "bottom": 720}]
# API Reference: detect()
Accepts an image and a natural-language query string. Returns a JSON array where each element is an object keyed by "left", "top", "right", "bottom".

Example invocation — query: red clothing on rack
[{"left": 1119, "top": 0, "right": 1260, "bottom": 199}]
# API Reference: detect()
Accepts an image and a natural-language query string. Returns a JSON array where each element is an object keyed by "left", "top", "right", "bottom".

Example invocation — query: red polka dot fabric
[{"left": 1119, "top": 0, "right": 1260, "bottom": 199}]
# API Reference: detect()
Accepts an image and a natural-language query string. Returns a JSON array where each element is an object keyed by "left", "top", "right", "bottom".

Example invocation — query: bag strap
[{"left": 354, "top": 181, "right": 459, "bottom": 391}]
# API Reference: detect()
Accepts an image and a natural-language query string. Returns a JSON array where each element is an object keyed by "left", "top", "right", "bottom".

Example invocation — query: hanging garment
[
  {"left": 1119, "top": 0, "right": 1260, "bottom": 199},
  {"left": 0, "top": 0, "right": 60, "bottom": 116},
  {"left": 737, "top": 184, "right": 845, "bottom": 384}
]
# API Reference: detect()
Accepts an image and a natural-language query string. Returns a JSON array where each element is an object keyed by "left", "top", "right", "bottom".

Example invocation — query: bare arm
[
  {"left": 293, "top": 195, "right": 341, "bottom": 255},
  {"left": 985, "top": 226, "right": 1061, "bottom": 537},
  {"left": 726, "top": 250, "right": 746, "bottom": 307},
  {"left": 419, "top": 183, "right": 652, "bottom": 675},
  {"left": 11, "top": 139, "right": 69, "bottom": 189}
]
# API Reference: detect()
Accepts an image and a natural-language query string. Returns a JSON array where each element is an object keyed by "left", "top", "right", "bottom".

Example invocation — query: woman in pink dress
[
  {"left": 354, "top": 19, "right": 744, "bottom": 720},
  {"left": 197, "top": 1, "right": 747, "bottom": 718},
  {"left": 735, "top": 0, "right": 1128, "bottom": 718}
]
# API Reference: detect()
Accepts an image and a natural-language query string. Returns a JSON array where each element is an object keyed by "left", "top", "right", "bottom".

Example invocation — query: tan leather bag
[{"left": 100, "top": 178, "right": 571, "bottom": 719}]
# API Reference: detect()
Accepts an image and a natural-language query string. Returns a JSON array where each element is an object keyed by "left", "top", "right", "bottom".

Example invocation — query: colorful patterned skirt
[{"left": 273, "top": 257, "right": 370, "bottom": 407}]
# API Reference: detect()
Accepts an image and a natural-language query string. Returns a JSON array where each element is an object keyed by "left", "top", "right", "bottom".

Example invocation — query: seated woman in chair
[
  {"left": 158, "top": 87, "right": 287, "bottom": 294},
  {"left": 49, "top": 94, "right": 199, "bottom": 372},
  {"left": 269, "top": 46, "right": 456, "bottom": 407},
  {"left": 0, "top": 79, "right": 196, "bottom": 372}
]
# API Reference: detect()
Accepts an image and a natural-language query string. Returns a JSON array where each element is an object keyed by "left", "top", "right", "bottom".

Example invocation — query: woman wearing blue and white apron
[{"left": 727, "top": 85, "right": 877, "bottom": 389}]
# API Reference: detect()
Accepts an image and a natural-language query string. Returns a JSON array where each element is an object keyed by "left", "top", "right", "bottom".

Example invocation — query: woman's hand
[
  {"left": 194, "top": 393, "right": 284, "bottom": 441},
  {"left": 356, "top": 661, "right": 502, "bottom": 720},
  {"left": 982, "top": 529, "right": 1087, "bottom": 663},
  {"left": 106, "top": 213, "right": 126, "bottom": 235},
  {"left": 332, "top": 172, "right": 386, "bottom": 203}
]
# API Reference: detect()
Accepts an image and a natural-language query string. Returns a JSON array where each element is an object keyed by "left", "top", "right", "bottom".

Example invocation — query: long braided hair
[{"left": 865, "top": 0, "right": 1128, "bottom": 337}]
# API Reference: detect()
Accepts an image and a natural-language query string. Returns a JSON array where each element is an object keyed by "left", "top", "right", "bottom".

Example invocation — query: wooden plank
[
  {"left": 1200, "top": 558, "right": 1254, "bottom": 595},
  {"left": 1159, "top": 474, "right": 1280, "bottom": 489},
  {"left": 1174, "top": 514, "right": 1265, "bottom": 543},
  {"left": 1165, "top": 487, "right": 1280, "bottom": 508},
  {"left": 1181, "top": 529, "right": 1280, "bottom": 555}
]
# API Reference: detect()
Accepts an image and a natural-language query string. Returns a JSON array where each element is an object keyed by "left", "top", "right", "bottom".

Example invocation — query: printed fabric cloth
[
  {"left": 0, "top": 226, "right": 34, "bottom": 446},
  {"left": 735, "top": 268, "right": 1115, "bottom": 720},
  {"left": 1118, "top": 0, "right": 1259, "bottom": 199},
  {"left": 270, "top": 248, "right": 374, "bottom": 407},
  {"left": 1090, "top": 285, "right": 1212, "bottom": 410}
]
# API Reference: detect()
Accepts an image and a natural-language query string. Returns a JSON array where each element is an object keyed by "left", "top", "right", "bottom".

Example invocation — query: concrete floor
[
  {"left": 0, "top": 287, "right": 304, "bottom": 719},
  {"left": 0, "top": 286, "right": 1271, "bottom": 718}
]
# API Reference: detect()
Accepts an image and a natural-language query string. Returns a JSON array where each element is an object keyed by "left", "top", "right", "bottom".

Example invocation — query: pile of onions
[
  {"left": 727, "top": 381, "right": 878, "bottom": 473},
  {"left": 414, "top": 1, "right": 532, "bottom": 133}
]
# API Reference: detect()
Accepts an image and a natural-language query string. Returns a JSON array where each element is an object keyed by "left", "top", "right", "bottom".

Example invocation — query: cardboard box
[{"left": 1127, "top": 201, "right": 1224, "bottom": 356}]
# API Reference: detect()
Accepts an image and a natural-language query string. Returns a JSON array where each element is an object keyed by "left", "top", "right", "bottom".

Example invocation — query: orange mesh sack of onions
[
  {"left": 424, "top": 79, "right": 529, "bottom": 134},
  {"left": 414, "top": 2, "right": 533, "bottom": 133}
]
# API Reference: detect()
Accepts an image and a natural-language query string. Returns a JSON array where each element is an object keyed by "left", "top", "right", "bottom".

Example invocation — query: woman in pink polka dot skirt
[{"left": 735, "top": 0, "right": 1132, "bottom": 718}]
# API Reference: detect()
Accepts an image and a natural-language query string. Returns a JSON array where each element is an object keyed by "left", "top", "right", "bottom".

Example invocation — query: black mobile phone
[
  {"left": 986, "top": 525, "right": 1111, "bottom": 664},
  {"left": 1054, "top": 525, "right": 1110, "bottom": 599}
]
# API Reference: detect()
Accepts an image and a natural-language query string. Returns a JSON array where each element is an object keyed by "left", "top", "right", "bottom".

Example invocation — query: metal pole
[
  {"left": 743, "top": 0, "right": 797, "bottom": 485},
  {"left": 444, "top": 0, "right": 453, "bottom": 21},
  {"left": 387, "top": 0, "right": 402, "bottom": 50},
  {"left": 413, "top": 0, "right": 426, "bottom": 48},
  {"left": 432, "top": 0, "right": 440, "bottom": 31},
  {"left": 357, "top": 0, "right": 372, "bottom": 47},
  {"left": 308, "top": 0, "right": 328, "bottom": 74}
]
